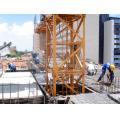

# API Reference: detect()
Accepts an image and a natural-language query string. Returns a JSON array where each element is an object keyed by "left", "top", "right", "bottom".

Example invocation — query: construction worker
[
  {"left": 97, "top": 63, "right": 115, "bottom": 85},
  {"left": 8, "top": 63, "right": 16, "bottom": 72}
]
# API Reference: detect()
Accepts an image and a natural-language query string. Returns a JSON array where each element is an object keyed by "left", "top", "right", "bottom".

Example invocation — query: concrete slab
[
  {"left": 85, "top": 69, "right": 120, "bottom": 93},
  {"left": 35, "top": 72, "right": 46, "bottom": 85},
  {"left": 68, "top": 93, "right": 116, "bottom": 104},
  {"left": 0, "top": 72, "right": 43, "bottom": 100}
]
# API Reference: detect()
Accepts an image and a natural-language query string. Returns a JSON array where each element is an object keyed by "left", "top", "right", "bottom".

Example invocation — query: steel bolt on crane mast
[{"left": 35, "top": 14, "right": 86, "bottom": 96}]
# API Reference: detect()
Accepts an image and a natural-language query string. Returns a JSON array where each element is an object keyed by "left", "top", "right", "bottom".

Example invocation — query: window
[
  {"left": 114, "top": 43, "right": 120, "bottom": 45},
  {"left": 114, "top": 38, "right": 120, "bottom": 40}
]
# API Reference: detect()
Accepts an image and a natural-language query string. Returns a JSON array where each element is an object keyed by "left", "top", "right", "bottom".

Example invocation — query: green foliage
[{"left": 6, "top": 51, "right": 24, "bottom": 58}]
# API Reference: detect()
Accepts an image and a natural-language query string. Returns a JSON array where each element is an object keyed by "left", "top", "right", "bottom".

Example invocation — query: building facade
[
  {"left": 104, "top": 17, "right": 120, "bottom": 66},
  {"left": 99, "top": 14, "right": 109, "bottom": 64},
  {"left": 85, "top": 14, "right": 99, "bottom": 63}
]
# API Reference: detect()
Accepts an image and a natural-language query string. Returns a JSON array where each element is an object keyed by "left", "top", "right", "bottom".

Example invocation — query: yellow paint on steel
[{"left": 34, "top": 14, "right": 86, "bottom": 96}]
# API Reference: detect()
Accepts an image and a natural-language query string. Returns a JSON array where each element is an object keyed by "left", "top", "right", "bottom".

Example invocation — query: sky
[
  {"left": 0, "top": 14, "right": 37, "bottom": 51},
  {"left": 0, "top": 14, "right": 119, "bottom": 52}
]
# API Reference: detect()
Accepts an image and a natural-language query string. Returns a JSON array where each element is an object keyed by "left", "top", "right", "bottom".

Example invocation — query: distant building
[
  {"left": 33, "top": 33, "right": 40, "bottom": 53},
  {"left": 99, "top": 14, "right": 109, "bottom": 64},
  {"left": 33, "top": 32, "right": 46, "bottom": 53},
  {"left": 21, "top": 52, "right": 32, "bottom": 61},
  {"left": 10, "top": 46, "right": 16, "bottom": 53},
  {"left": 33, "top": 15, "right": 46, "bottom": 54},
  {"left": 104, "top": 17, "right": 120, "bottom": 66}
]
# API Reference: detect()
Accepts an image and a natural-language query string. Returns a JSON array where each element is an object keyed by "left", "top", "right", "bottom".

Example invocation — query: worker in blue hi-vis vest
[
  {"left": 97, "top": 63, "right": 115, "bottom": 85},
  {"left": 8, "top": 63, "right": 16, "bottom": 72}
]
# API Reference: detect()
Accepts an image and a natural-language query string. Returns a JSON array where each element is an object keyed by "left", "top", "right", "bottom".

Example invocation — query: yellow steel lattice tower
[{"left": 35, "top": 14, "right": 86, "bottom": 96}]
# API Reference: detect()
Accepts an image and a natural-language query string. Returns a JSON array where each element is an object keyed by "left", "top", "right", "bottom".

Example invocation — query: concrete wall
[
  {"left": 39, "top": 32, "right": 46, "bottom": 51},
  {"left": 33, "top": 33, "right": 40, "bottom": 53},
  {"left": 104, "top": 20, "right": 114, "bottom": 64},
  {"left": 33, "top": 32, "right": 46, "bottom": 53},
  {"left": 85, "top": 14, "right": 99, "bottom": 63}
]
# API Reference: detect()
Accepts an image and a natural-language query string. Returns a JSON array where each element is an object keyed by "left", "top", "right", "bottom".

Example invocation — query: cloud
[{"left": 0, "top": 21, "right": 34, "bottom": 51}]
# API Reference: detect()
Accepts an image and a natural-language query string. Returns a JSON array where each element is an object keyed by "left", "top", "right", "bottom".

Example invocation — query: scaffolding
[{"left": 35, "top": 14, "right": 86, "bottom": 96}]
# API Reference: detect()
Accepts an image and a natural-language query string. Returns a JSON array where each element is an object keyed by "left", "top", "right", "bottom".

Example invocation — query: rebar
[
  {"left": 36, "top": 83, "right": 38, "bottom": 103},
  {"left": 2, "top": 84, "right": 4, "bottom": 104},
  {"left": 10, "top": 83, "right": 11, "bottom": 104},
  {"left": 28, "top": 80, "right": 30, "bottom": 103},
  {"left": 17, "top": 83, "right": 19, "bottom": 104},
  {"left": 32, "top": 83, "right": 35, "bottom": 104}
]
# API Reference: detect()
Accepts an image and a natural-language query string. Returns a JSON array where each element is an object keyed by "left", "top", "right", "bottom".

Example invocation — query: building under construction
[
  {"left": 32, "top": 14, "right": 120, "bottom": 104},
  {"left": 0, "top": 14, "right": 120, "bottom": 104}
]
